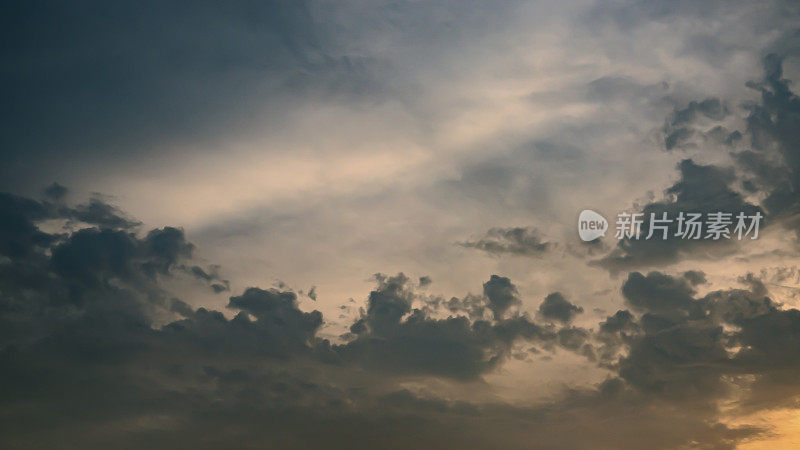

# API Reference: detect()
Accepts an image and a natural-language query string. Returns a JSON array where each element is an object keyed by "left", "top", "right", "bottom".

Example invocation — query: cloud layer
[{"left": 4, "top": 0, "right": 800, "bottom": 448}]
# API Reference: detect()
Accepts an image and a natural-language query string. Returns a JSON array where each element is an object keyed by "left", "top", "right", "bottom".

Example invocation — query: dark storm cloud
[
  {"left": 621, "top": 271, "right": 696, "bottom": 316},
  {"left": 736, "top": 53, "right": 800, "bottom": 223},
  {"left": 0, "top": 192, "right": 58, "bottom": 258},
  {"left": 338, "top": 273, "right": 580, "bottom": 379},
  {"left": 597, "top": 159, "right": 763, "bottom": 273},
  {"left": 43, "top": 182, "right": 68, "bottom": 201},
  {"left": 482, "top": 274, "right": 521, "bottom": 319},
  {"left": 0, "top": 189, "right": 343, "bottom": 447},
  {"left": 598, "top": 50, "right": 800, "bottom": 274},
  {"left": 587, "top": 270, "right": 800, "bottom": 410},
  {"left": 537, "top": 292, "right": 584, "bottom": 324},
  {"left": 0, "top": 0, "right": 382, "bottom": 188},
  {"left": 573, "top": 14, "right": 800, "bottom": 284},
  {"left": 459, "top": 226, "right": 551, "bottom": 256}
]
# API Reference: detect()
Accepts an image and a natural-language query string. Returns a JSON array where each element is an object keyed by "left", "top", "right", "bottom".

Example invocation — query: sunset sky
[{"left": 3, "top": 1, "right": 800, "bottom": 448}]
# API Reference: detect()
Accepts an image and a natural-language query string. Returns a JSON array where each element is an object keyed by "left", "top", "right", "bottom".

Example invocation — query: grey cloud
[
  {"left": 621, "top": 271, "right": 696, "bottom": 316},
  {"left": 43, "top": 182, "right": 68, "bottom": 201},
  {"left": 596, "top": 310, "right": 640, "bottom": 364},
  {"left": 0, "top": 192, "right": 59, "bottom": 259},
  {"left": 663, "top": 97, "right": 729, "bottom": 150},
  {"left": 671, "top": 98, "right": 729, "bottom": 125},
  {"left": 70, "top": 198, "right": 142, "bottom": 230},
  {"left": 738, "top": 54, "right": 800, "bottom": 221},
  {"left": 482, "top": 274, "right": 521, "bottom": 319},
  {"left": 443, "top": 293, "right": 487, "bottom": 320},
  {"left": 0, "top": 0, "right": 385, "bottom": 190},
  {"left": 682, "top": 270, "right": 708, "bottom": 286},
  {"left": 591, "top": 270, "right": 800, "bottom": 411},
  {"left": 596, "top": 159, "right": 763, "bottom": 273},
  {"left": 557, "top": 326, "right": 591, "bottom": 352},
  {"left": 538, "top": 292, "right": 584, "bottom": 323},
  {"left": 188, "top": 264, "right": 230, "bottom": 293},
  {"left": 644, "top": 51, "right": 800, "bottom": 252},
  {"left": 460, "top": 226, "right": 551, "bottom": 257},
  {"left": 339, "top": 273, "right": 563, "bottom": 380},
  {"left": 596, "top": 50, "right": 800, "bottom": 273},
  {"left": 435, "top": 155, "right": 554, "bottom": 218}
]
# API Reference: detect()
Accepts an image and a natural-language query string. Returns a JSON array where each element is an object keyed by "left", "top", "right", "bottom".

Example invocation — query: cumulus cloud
[
  {"left": 538, "top": 292, "right": 584, "bottom": 323},
  {"left": 0, "top": 190, "right": 584, "bottom": 446},
  {"left": 3, "top": 189, "right": 800, "bottom": 447},
  {"left": 591, "top": 270, "right": 800, "bottom": 408}
]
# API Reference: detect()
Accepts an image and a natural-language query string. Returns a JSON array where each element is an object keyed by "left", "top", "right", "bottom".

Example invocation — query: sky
[{"left": 2, "top": 0, "right": 800, "bottom": 448}]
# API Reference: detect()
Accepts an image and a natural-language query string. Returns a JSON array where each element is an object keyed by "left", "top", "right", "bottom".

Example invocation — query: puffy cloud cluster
[
  {"left": 5, "top": 186, "right": 799, "bottom": 448},
  {"left": 596, "top": 54, "right": 800, "bottom": 273},
  {"left": 8, "top": 185, "right": 789, "bottom": 447},
  {"left": 595, "top": 270, "right": 800, "bottom": 411},
  {"left": 0, "top": 191, "right": 605, "bottom": 447}
]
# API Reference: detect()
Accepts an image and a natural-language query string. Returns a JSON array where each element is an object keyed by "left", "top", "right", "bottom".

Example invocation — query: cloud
[
  {"left": 4, "top": 3, "right": 800, "bottom": 447},
  {"left": 597, "top": 51, "right": 800, "bottom": 275},
  {"left": 621, "top": 271, "right": 696, "bottom": 316},
  {"left": 0, "top": 1, "right": 382, "bottom": 180},
  {"left": 43, "top": 182, "right": 68, "bottom": 201},
  {"left": 596, "top": 159, "right": 764, "bottom": 273},
  {"left": 482, "top": 274, "right": 522, "bottom": 319},
  {"left": 459, "top": 226, "right": 551, "bottom": 257},
  {"left": 69, "top": 198, "right": 142, "bottom": 230},
  {"left": 737, "top": 54, "right": 800, "bottom": 221},
  {"left": 663, "top": 97, "right": 729, "bottom": 150},
  {"left": 2, "top": 188, "right": 800, "bottom": 448},
  {"left": 187, "top": 265, "right": 230, "bottom": 293},
  {"left": 538, "top": 292, "right": 584, "bottom": 323},
  {"left": 682, "top": 270, "right": 708, "bottom": 286},
  {"left": 337, "top": 273, "right": 574, "bottom": 379},
  {"left": 591, "top": 270, "right": 800, "bottom": 409}
]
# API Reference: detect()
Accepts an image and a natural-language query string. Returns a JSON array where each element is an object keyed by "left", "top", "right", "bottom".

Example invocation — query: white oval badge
[{"left": 578, "top": 210, "right": 608, "bottom": 242}]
